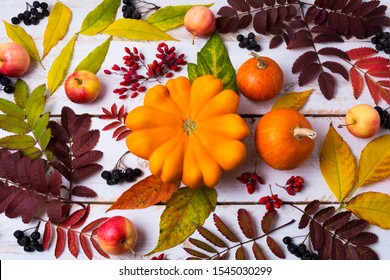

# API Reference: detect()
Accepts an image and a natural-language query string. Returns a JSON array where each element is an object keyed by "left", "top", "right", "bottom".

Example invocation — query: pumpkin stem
[
  {"left": 183, "top": 119, "right": 197, "bottom": 135},
  {"left": 250, "top": 52, "right": 267, "bottom": 70},
  {"left": 293, "top": 127, "right": 317, "bottom": 140}
]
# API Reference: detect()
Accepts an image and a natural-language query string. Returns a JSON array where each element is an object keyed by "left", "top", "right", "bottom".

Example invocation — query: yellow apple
[
  {"left": 342, "top": 104, "right": 381, "bottom": 138},
  {"left": 64, "top": 70, "right": 100, "bottom": 103}
]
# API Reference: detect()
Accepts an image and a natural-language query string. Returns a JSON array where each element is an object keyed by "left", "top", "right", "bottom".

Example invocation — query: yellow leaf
[
  {"left": 271, "top": 89, "right": 314, "bottom": 111},
  {"left": 3, "top": 20, "right": 41, "bottom": 65},
  {"left": 47, "top": 34, "right": 77, "bottom": 95},
  {"left": 357, "top": 135, "right": 390, "bottom": 187},
  {"left": 102, "top": 19, "right": 177, "bottom": 41},
  {"left": 42, "top": 1, "right": 72, "bottom": 59},
  {"left": 346, "top": 192, "right": 390, "bottom": 229},
  {"left": 320, "top": 123, "right": 356, "bottom": 202}
]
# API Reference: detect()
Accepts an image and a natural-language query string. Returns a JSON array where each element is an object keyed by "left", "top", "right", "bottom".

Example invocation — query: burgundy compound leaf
[
  {"left": 379, "top": 87, "right": 390, "bottom": 105},
  {"left": 189, "top": 238, "right": 218, "bottom": 253},
  {"left": 292, "top": 51, "right": 318, "bottom": 74},
  {"left": 71, "top": 204, "right": 91, "bottom": 229},
  {"left": 113, "top": 126, "right": 129, "bottom": 138},
  {"left": 345, "top": 244, "right": 360, "bottom": 260},
  {"left": 269, "top": 35, "right": 284, "bottom": 49},
  {"left": 217, "top": 6, "right": 237, "bottom": 17},
  {"left": 309, "top": 220, "right": 324, "bottom": 251},
  {"left": 266, "top": 236, "right": 285, "bottom": 259},
  {"left": 46, "top": 199, "right": 63, "bottom": 224},
  {"left": 227, "top": 0, "right": 250, "bottom": 12},
  {"left": 318, "top": 71, "right": 336, "bottom": 100},
  {"left": 102, "top": 121, "right": 121, "bottom": 131},
  {"left": 238, "top": 14, "right": 253, "bottom": 29},
  {"left": 318, "top": 47, "right": 350, "bottom": 60},
  {"left": 71, "top": 185, "right": 97, "bottom": 198},
  {"left": 216, "top": 16, "right": 239, "bottom": 33},
  {"left": 304, "top": 200, "right": 320, "bottom": 215},
  {"left": 60, "top": 208, "right": 86, "bottom": 228},
  {"left": 197, "top": 226, "right": 227, "bottom": 248},
  {"left": 335, "top": 219, "right": 368, "bottom": 240},
  {"left": 247, "top": 0, "right": 263, "bottom": 9},
  {"left": 305, "top": 6, "right": 321, "bottom": 23},
  {"left": 235, "top": 245, "right": 246, "bottom": 260},
  {"left": 237, "top": 208, "right": 255, "bottom": 239},
  {"left": 55, "top": 226, "right": 66, "bottom": 258},
  {"left": 184, "top": 248, "right": 209, "bottom": 259},
  {"left": 80, "top": 234, "right": 93, "bottom": 260},
  {"left": 48, "top": 172, "right": 62, "bottom": 197},
  {"left": 72, "top": 150, "right": 103, "bottom": 170},
  {"left": 68, "top": 229, "right": 79, "bottom": 258},
  {"left": 298, "top": 63, "right": 321, "bottom": 86},
  {"left": 355, "top": 246, "right": 379, "bottom": 260},
  {"left": 313, "top": 206, "right": 336, "bottom": 223},
  {"left": 73, "top": 114, "right": 92, "bottom": 140},
  {"left": 116, "top": 129, "right": 132, "bottom": 141},
  {"left": 313, "top": 34, "right": 344, "bottom": 43},
  {"left": 43, "top": 221, "right": 52, "bottom": 251},
  {"left": 90, "top": 236, "right": 110, "bottom": 259},
  {"left": 318, "top": 230, "right": 332, "bottom": 260},
  {"left": 61, "top": 107, "right": 78, "bottom": 136},
  {"left": 261, "top": 209, "right": 277, "bottom": 234},
  {"left": 101, "top": 107, "right": 114, "bottom": 118},
  {"left": 322, "top": 61, "right": 349, "bottom": 80},
  {"left": 332, "top": 237, "right": 346, "bottom": 260},
  {"left": 81, "top": 217, "right": 109, "bottom": 233},
  {"left": 350, "top": 67, "right": 364, "bottom": 99},
  {"left": 72, "top": 130, "right": 100, "bottom": 157},
  {"left": 252, "top": 241, "right": 267, "bottom": 260},
  {"left": 298, "top": 213, "right": 310, "bottom": 229},
  {"left": 213, "top": 213, "right": 240, "bottom": 243},
  {"left": 253, "top": 10, "right": 268, "bottom": 35},
  {"left": 72, "top": 164, "right": 103, "bottom": 181},
  {"left": 349, "top": 232, "right": 378, "bottom": 246}
]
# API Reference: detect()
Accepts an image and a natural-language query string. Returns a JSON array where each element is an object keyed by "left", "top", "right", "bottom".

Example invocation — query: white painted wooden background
[{"left": 0, "top": 0, "right": 389, "bottom": 260}]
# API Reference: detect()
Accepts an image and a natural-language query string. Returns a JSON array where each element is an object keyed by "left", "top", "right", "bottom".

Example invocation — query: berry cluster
[
  {"left": 236, "top": 32, "right": 261, "bottom": 52},
  {"left": 151, "top": 253, "right": 165, "bottom": 260},
  {"left": 374, "top": 106, "right": 390, "bottom": 130},
  {"left": 283, "top": 236, "right": 319, "bottom": 260},
  {"left": 258, "top": 193, "right": 283, "bottom": 211},
  {"left": 13, "top": 224, "right": 44, "bottom": 253},
  {"left": 11, "top": 1, "right": 50, "bottom": 26},
  {"left": 104, "top": 43, "right": 187, "bottom": 99},
  {"left": 0, "top": 74, "right": 14, "bottom": 94},
  {"left": 121, "top": 0, "right": 159, "bottom": 20},
  {"left": 236, "top": 170, "right": 264, "bottom": 194},
  {"left": 101, "top": 167, "right": 142, "bottom": 185},
  {"left": 278, "top": 176, "right": 305, "bottom": 196},
  {"left": 371, "top": 31, "right": 390, "bottom": 54}
]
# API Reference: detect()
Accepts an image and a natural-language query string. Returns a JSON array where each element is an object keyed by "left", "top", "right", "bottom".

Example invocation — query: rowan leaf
[
  {"left": 235, "top": 245, "right": 246, "bottom": 260},
  {"left": 319, "top": 230, "right": 332, "bottom": 260},
  {"left": 323, "top": 211, "right": 352, "bottom": 231},
  {"left": 346, "top": 192, "right": 390, "bottom": 229},
  {"left": 13, "top": 79, "right": 29, "bottom": 109},
  {"left": 336, "top": 219, "right": 367, "bottom": 240},
  {"left": 79, "top": 234, "right": 92, "bottom": 260},
  {"left": 55, "top": 226, "right": 66, "bottom": 258},
  {"left": 356, "top": 246, "right": 379, "bottom": 260},
  {"left": 90, "top": 236, "right": 110, "bottom": 259},
  {"left": 261, "top": 209, "right": 277, "bottom": 234},
  {"left": 347, "top": 47, "right": 378, "bottom": 60},
  {"left": 60, "top": 208, "right": 86, "bottom": 228},
  {"left": 25, "top": 84, "right": 46, "bottom": 128},
  {"left": 81, "top": 217, "right": 109, "bottom": 233},
  {"left": 271, "top": 89, "right": 313, "bottom": 111},
  {"left": 350, "top": 67, "right": 364, "bottom": 99},
  {"left": 47, "top": 34, "right": 77, "bottom": 95},
  {"left": 320, "top": 124, "right": 356, "bottom": 202},
  {"left": 252, "top": 242, "right": 267, "bottom": 260},
  {"left": 67, "top": 230, "right": 79, "bottom": 258},
  {"left": 237, "top": 208, "right": 255, "bottom": 239},
  {"left": 213, "top": 213, "right": 240, "bottom": 243},
  {"left": 292, "top": 51, "right": 317, "bottom": 74},
  {"left": 107, "top": 175, "right": 180, "bottom": 211},
  {"left": 0, "top": 99, "right": 25, "bottom": 120},
  {"left": 184, "top": 248, "right": 210, "bottom": 259},
  {"left": 74, "top": 36, "right": 112, "bottom": 74},
  {"left": 355, "top": 56, "right": 389, "bottom": 69},
  {"left": 42, "top": 1, "right": 72, "bottom": 59},
  {"left": 43, "top": 221, "right": 52, "bottom": 251},
  {"left": 189, "top": 238, "right": 218, "bottom": 253},
  {"left": 310, "top": 220, "right": 324, "bottom": 251},
  {"left": 3, "top": 21, "right": 41, "bottom": 64},
  {"left": 357, "top": 135, "right": 390, "bottom": 187},
  {"left": 318, "top": 71, "right": 336, "bottom": 100},
  {"left": 146, "top": 3, "right": 213, "bottom": 31},
  {"left": 349, "top": 232, "right": 378, "bottom": 246},
  {"left": 102, "top": 19, "right": 177, "bottom": 41},
  {"left": 71, "top": 185, "right": 97, "bottom": 198},
  {"left": 71, "top": 130, "right": 99, "bottom": 157},
  {"left": 33, "top": 112, "right": 50, "bottom": 141},
  {"left": 79, "top": 0, "right": 121, "bottom": 35},
  {"left": 148, "top": 186, "right": 217, "bottom": 254},
  {"left": 0, "top": 116, "right": 30, "bottom": 134},
  {"left": 266, "top": 236, "right": 285, "bottom": 259},
  {"left": 364, "top": 74, "right": 381, "bottom": 104},
  {"left": 0, "top": 135, "right": 36, "bottom": 150},
  {"left": 322, "top": 61, "right": 349, "bottom": 80},
  {"left": 313, "top": 206, "right": 336, "bottom": 223},
  {"left": 197, "top": 226, "right": 227, "bottom": 248}
]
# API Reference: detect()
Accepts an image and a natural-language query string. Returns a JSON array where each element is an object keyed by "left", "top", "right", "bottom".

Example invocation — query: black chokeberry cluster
[
  {"left": 0, "top": 74, "right": 14, "bottom": 94},
  {"left": 371, "top": 31, "right": 390, "bottom": 54},
  {"left": 11, "top": 1, "right": 50, "bottom": 26},
  {"left": 101, "top": 167, "right": 143, "bottom": 185},
  {"left": 237, "top": 32, "right": 261, "bottom": 52},
  {"left": 13, "top": 225, "right": 44, "bottom": 253},
  {"left": 122, "top": 0, "right": 142, "bottom": 19},
  {"left": 283, "top": 236, "right": 319, "bottom": 260},
  {"left": 374, "top": 106, "right": 390, "bottom": 130}
]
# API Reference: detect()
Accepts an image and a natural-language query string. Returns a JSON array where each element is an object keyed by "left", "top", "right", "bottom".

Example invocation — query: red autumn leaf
[
  {"left": 60, "top": 208, "right": 86, "bottom": 228},
  {"left": 322, "top": 61, "right": 349, "bottom": 80},
  {"left": 346, "top": 47, "right": 378, "bottom": 60},
  {"left": 237, "top": 208, "right": 255, "bottom": 239},
  {"left": 102, "top": 121, "right": 121, "bottom": 131},
  {"left": 81, "top": 217, "right": 109, "bottom": 233},
  {"left": 117, "top": 105, "right": 126, "bottom": 121},
  {"left": 356, "top": 246, "right": 379, "bottom": 260},
  {"left": 298, "top": 63, "right": 321, "bottom": 86},
  {"left": 253, "top": 10, "right": 268, "bottom": 34},
  {"left": 319, "top": 230, "right": 333, "bottom": 260},
  {"left": 367, "top": 65, "right": 390, "bottom": 78},
  {"left": 292, "top": 51, "right": 318, "bottom": 74},
  {"left": 68, "top": 230, "right": 79, "bottom": 258},
  {"left": 318, "top": 47, "right": 350, "bottom": 60},
  {"left": 345, "top": 244, "right": 360, "bottom": 260},
  {"left": 113, "top": 125, "right": 128, "bottom": 138},
  {"left": 189, "top": 238, "right": 218, "bottom": 253},
  {"left": 298, "top": 213, "right": 310, "bottom": 229},
  {"left": 318, "top": 71, "right": 335, "bottom": 100},
  {"left": 48, "top": 171, "right": 62, "bottom": 196},
  {"left": 71, "top": 185, "right": 97, "bottom": 198},
  {"left": 266, "top": 236, "right": 285, "bottom": 259},
  {"left": 72, "top": 130, "right": 100, "bottom": 157},
  {"left": 336, "top": 219, "right": 368, "bottom": 240},
  {"left": 101, "top": 107, "right": 114, "bottom": 118},
  {"left": 80, "top": 234, "right": 93, "bottom": 260},
  {"left": 261, "top": 209, "right": 277, "bottom": 234},
  {"left": 378, "top": 80, "right": 390, "bottom": 87},
  {"left": 72, "top": 150, "right": 103, "bottom": 170},
  {"left": 116, "top": 129, "right": 132, "bottom": 141},
  {"left": 71, "top": 204, "right": 91, "bottom": 229},
  {"left": 227, "top": 0, "right": 250, "bottom": 12},
  {"left": 379, "top": 87, "right": 390, "bottom": 105},
  {"left": 332, "top": 237, "right": 346, "bottom": 260},
  {"left": 269, "top": 35, "right": 284, "bottom": 49},
  {"left": 217, "top": 6, "right": 237, "bottom": 17},
  {"left": 364, "top": 74, "right": 381, "bottom": 104},
  {"left": 350, "top": 67, "right": 364, "bottom": 99},
  {"left": 43, "top": 221, "right": 52, "bottom": 251},
  {"left": 313, "top": 206, "right": 336, "bottom": 223},
  {"left": 184, "top": 248, "right": 210, "bottom": 259},
  {"left": 213, "top": 213, "right": 240, "bottom": 243},
  {"left": 72, "top": 163, "right": 102, "bottom": 181},
  {"left": 309, "top": 220, "right": 324, "bottom": 251},
  {"left": 107, "top": 175, "right": 180, "bottom": 211},
  {"left": 355, "top": 56, "right": 389, "bottom": 69},
  {"left": 90, "top": 236, "right": 110, "bottom": 259},
  {"left": 111, "top": 103, "right": 118, "bottom": 116},
  {"left": 55, "top": 226, "right": 66, "bottom": 258},
  {"left": 349, "top": 232, "right": 378, "bottom": 246},
  {"left": 324, "top": 211, "right": 352, "bottom": 231},
  {"left": 197, "top": 226, "right": 227, "bottom": 248}
]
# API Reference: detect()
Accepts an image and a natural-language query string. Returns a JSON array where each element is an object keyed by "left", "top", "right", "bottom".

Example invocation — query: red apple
[
  {"left": 0, "top": 42, "right": 30, "bottom": 77},
  {"left": 184, "top": 6, "right": 216, "bottom": 40},
  {"left": 64, "top": 70, "right": 101, "bottom": 103},
  {"left": 96, "top": 216, "right": 137, "bottom": 256},
  {"left": 340, "top": 104, "right": 381, "bottom": 138}
]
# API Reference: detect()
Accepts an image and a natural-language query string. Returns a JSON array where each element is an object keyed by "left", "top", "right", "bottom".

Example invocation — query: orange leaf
[
  {"left": 355, "top": 56, "right": 389, "bottom": 69},
  {"left": 350, "top": 67, "right": 363, "bottom": 99},
  {"left": 67, "top": 230, "right": 79, "bottom": 258},
  {"left": 364, "top": 74, "right": 381, "bottom": 104},
  {"left": 55, "top": 227, "right": 66, "bottom": 258},
  {"left": 80, "top": 234, "right": 93, "bottom": 260},
  {"left": 107, "top": 175, "right": 180, "bottom": 211},
  {"left": 346, "top": 47, "right": 378, "bottom": 60}
]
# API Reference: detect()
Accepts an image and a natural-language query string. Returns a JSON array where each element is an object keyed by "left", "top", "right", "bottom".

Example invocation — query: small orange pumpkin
[
  {"left": 236, "top": 52, "right": 284, "bottom": 101},
  {"left": 255, "top": 108, "right": 316, "bottom": 170}
]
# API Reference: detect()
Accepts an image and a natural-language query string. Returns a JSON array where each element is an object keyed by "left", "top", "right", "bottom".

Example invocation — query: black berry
[
  {"left": 287, "top": 243, "right": 297, "bottom": 254},
  {"left": 101, "top": 170, "right": 112, "bottom": 180},
  {"left": 30, "top": 231, "right": 41, "bottom": 241},
  {"left": 236, "top": 34, "right": 244, "bottom": 41},
  {"left": 248, "top": 32, "right": 255, "bottom": 39},
  {"left": 33, "top": 1, "right": 41, "bottom": 8},
  {"left": 4, "top": 86, "right": 15, "bottom": 94},
  {"left": 11, "top": 17, "right": 21, "bottom": 24},
  {"left": 40, "top": 2, "right": 49, "bottom": 10},
  {"left": 282, "top": 236, "right": 292, "bottom": 245},
  {"left": 36, "top": 243, "right": 44, "bottom": 252},
  {"left": 13, "top": 230, "right": 24, "bottom": 239},
  {"left": 133, "top": 168, "right": 142, "bottom": 177},
  {"left": 297, "top": 244, "right": 306, "bottom": 254}
]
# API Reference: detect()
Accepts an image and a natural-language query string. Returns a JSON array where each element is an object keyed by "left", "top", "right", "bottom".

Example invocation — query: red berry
[
  {"left": 266, "top": 201, "right": 274, "bottom": 211},
  {"left": 259, "top": 196, "right": 271, "bottom": 204},
  {"left": 246, "top": 183, "right": 255, "bottom": 194},
  {"left": 285, "top": 186, "right": 296, "bottom": 195}
]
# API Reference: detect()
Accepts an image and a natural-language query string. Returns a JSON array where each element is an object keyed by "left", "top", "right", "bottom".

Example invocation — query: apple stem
[
  {"left": 74, "top": 77, "right": 83, "bottom": 85},
  {"left": 338, "top": 122, "right": 356, "bottom": 128}
]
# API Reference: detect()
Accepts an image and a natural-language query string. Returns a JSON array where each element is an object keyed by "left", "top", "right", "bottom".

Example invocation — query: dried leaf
[
  {"left": 292, "top": 51, "right": 318, "bottom": 74},
  {"left": 235, "top": 245, "right": 246, "bottom": 260},
  {"left": 72, "top": 130, "right": 99, "bottom": 157},
  {"left": 266, "top": 236, "right": 285, "bottom": 259},
  {"left": 356, "top": 246, "right": 379, "bottom": 260},
  {"left": 271, "top": 89, "right": 313, "bottom": 111},
  {"left": 42, "top": 2, "right": 72, "bottom": 59},
  {"left": 189, "top": 238, "right": 218, "bottom": 253},
  {"left": 350, "top": 67, "right": 364, "bottom": 99},
  {"left": 67, "top": 230, "right": 79, "bottom": 258},
  {"left": 148, "top": 186, "right": 217, "bottom": 254},
  {"left": 313, "top": 206, "right": 336, "bottom": 223},
  {"left": 74, "top": 36, "right": 112, "bottom": 74},
  {"left": 3, "top": 21, "right": 41, "bottom": 64},
  {"left": 102, "top": 19, "right": 177, "bottom": 41},
  {"left": 237, "top": 208, "right": 255, "bottom": 239},
  {"left": 332, "top": 237, "right": 346, "bottom": 260},
  {"left": 55, "top": 227, "right": 66, "bottom": 258},
  {"left": 108, "top": 175, "right": 179, "bottom": 210},
  {"left": 197, "top": 226, "right": 227, "bottom": 248},
  {"left": 364, "top": 74, "right": 381, "bottom": 104},
  {"left": 298, "top": 214, "right": 310, "bottom": 229},
  {"left": 319, "top": 230, "right": 332, "bottom": 260},
  {"left": 146, "top": 3, "right": 213, "bottom": 31},
  {"left": 298, "top": 63, "right": 321, "bottom": 86},
  {"left": 79, "top": 0, "right": 121, "bottom": 35},
  {"left": 320, "top": 124, "right": 356, "bottom": 202},
  {"left": 347, "top": 47, "right": 378, "bottom": 60},
  {"left": 346, "top": 192, "right": 390, "bottom": 229},
  {"left": 322, "top": 61, "right": 349, "bottom": 80},
  {"left": 305, "top": 200, "right": 321, "bottom": 215},
  {"left": 47, "top": 34, "right": 77, "bottom": 95},
  {"left": 213, "top": 213, "right": 240, "bottom": 243},
  {"left": 252, "top": 242, "right": 267, "bottom": 260},
  {"left": 60, "top": 208, "right": 86, "bottom": 228},
  {"left": 345, "top": 244, "right": 360, "bottom": 260},
  {"left": 357, "top": 135, "right": 390, "bottom": 187},
  {"left": 71, "top": 185, "right": 97, "bottom": 198},
  {"left": 90, "top": 236, "right": 110, "bottom": 259},
  {"left": 323, "top": 211, "right": 352, "bottom": 231}
]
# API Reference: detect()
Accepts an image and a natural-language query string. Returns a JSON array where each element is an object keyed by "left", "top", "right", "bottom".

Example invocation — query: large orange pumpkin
[
  {"left": 236, "top": 52, "right": 284, "bottom": 102},
  {"left": 125, "top": 75, "right": 250, "bottom": 188},
  {"left": 255, "top": 108, "right": 316, "bottom": 170}
]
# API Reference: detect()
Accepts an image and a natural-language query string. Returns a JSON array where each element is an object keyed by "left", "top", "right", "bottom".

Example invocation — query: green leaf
[
  {"left": 188, "top": 33, "right": 237, "bottom": 91},
  {"left": 47, "top": 34, "right": 77, "bottom": 94},
  {"left": 0, "top": 115, "right": 30, "bottom": 134},
  {"left": 148, "top": 186, "right": 217, "bottom": 254},
  {"left": 39, "top": 128, "right": 52, "bottom": 151},
  {"left": 0, "top": 135, "right": 36, "bottom": 150},
  {"left": 102, "top": 19, "right": 177, "bottom": 41},
  {"left": 33, "top": 112, "right": 50, "bottom": 140},
  {"left": 74, "top": 36, "right": 112, "bottom": 73},
  {"left": 146, "top": 3, "right": 213, "bottom": 31},
  {"left": 22, "top": 146, "right": 42, "bottom": 160},
  {"left": 25, "top": 84, "right": 46, "bottom": 128},
  {"left": 3, "top": 20, "right": 42, "bottom": 64},
  {"left": 187, "top": 63, "right": 200, "bottom": 81},
  {"left": 42, "top": 1, "right": 72, "bottom": 59},
  {"left": 13, "top": 79, "right": 29, "bottom": 109},
  {"left": 79, "top": 0, "right": 121, "bottom": 36},
  {"left": 0, "top": 99, "right": 25, "bottom": 120}
]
